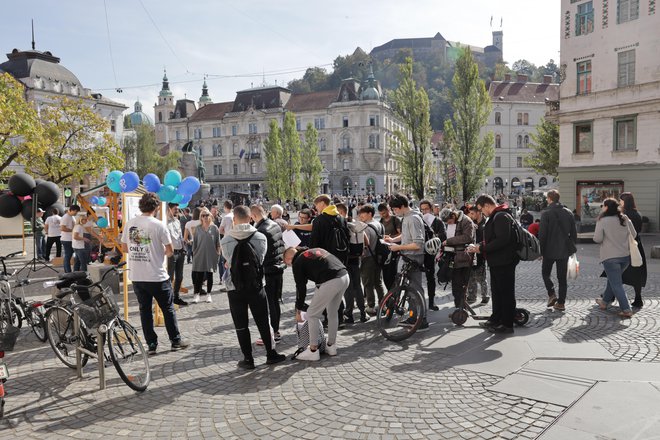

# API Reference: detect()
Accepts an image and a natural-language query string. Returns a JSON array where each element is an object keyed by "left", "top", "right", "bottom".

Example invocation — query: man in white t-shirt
[
  {"left": 60, "top": 205, "right": 80, "bottom": 273},
  {"left": 121, "top": 193, "right": 190, "bottom": 355},
  {"left": 218, "top": 200, "right": 234, "bottom": 283},
  {"left": 44, "top": 208, "right": 62, "bottom": 262}
]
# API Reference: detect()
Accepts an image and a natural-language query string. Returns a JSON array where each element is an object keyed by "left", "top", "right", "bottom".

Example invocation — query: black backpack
[
  {"left": 414, "top": 213, "right": 435, "bottom": 254},
  {"left": 366, "top": 223, "right": 392, "bottom": 266},
  {"left": 328, "top": 216, "right": 349, "bottom": 263},
  {"left": 230, "top": 233, "right": 264, "bottom": 293},
  {"left": 496, "top": 212, "right": 542, "bottom": 261}
]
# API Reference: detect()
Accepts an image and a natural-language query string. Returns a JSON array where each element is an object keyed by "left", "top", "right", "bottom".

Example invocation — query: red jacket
[{"left": 528, "top": 222, "right": 540, "bottom": 237}]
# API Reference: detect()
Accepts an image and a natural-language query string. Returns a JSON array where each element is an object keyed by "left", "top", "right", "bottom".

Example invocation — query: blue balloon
[
  {"left": 171, "top": 193, "right": 184, "bottom": 204},
  {"left": 143, "top": 173, "right": 161, "bottom": 193},
  {"left": 106, "top": 170, "right": 123, "bottom": 193},
  {"left": 157, "top": 184, "right": 177, "bottom": 202},
  {"left": 97, "top": 217, "right": 109, "bottom": 228},
  {"left": 180, "top": 194, "right": 192, "bottom": 204},
  {"left": 179, "top": 202, "right": 188, "bottom": 209},
  {"left": 164, "top": 170, "right": 182, "bottom": 187},
  {"left": 97, "top": 196, "right": 107, "bottom": 206},
  {"left": 177, "top": 176, "right": 201, "bottom": 196},
  {"left": 90, "top": 196, "right": 99, "bottom": 205},
  {"left": 119, "top": 171, "right": 139, "bottom": 193}
]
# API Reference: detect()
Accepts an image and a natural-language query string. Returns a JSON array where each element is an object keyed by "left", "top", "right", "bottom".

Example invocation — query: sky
[{"left": 1, "top": 0, "right": 560, "bottom": 119}]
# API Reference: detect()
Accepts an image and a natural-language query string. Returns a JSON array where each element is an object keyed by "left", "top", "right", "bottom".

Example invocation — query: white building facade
[
  {"left": 555, "top": 0, "right": 660, "bottom": 231},
  {"left": 483, "top": 74, "right": 558, "bottom": 196}
]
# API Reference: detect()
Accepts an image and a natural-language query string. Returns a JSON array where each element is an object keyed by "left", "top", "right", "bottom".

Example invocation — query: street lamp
[
  {"left": 484, "top": 178, "right": 489, "bottom": 194},
  {"left": 354, "top": 181, "right": 358, "bottom": 196}
]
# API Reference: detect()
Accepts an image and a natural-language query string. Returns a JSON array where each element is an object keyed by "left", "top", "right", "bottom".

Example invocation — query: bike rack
[{"left": 73, "top": 310, "right": 107, "bottom": 390}]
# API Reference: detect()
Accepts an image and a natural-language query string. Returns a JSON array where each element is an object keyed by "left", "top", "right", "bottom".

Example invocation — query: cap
[{"left": 37, "top": 207, "right": 45, "bottom": 213}]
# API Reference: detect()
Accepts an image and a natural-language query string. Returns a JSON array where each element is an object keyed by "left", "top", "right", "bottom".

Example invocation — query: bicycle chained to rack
[{"left": 44, "top": 262, "right": 151, "bottom": 392}]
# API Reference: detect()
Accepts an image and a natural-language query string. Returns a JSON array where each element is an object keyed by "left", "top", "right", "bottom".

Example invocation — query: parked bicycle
[
  {"left": 377, "top": 254, "right": 426, "bottom": 341},
  {"left": 44, "top": 263, "right": 151, "bottom": 392}
]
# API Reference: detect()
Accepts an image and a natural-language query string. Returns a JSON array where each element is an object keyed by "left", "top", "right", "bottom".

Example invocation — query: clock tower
[{"left": 154, "top": 69, "right": 175, "bottom": 149}]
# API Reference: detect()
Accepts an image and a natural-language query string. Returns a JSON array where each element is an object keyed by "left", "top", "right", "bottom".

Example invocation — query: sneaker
[
  {"left": 547, "top": 294, "right": 558, "bottom": 308},
  {"left": 359, "top": 312, "right": 370, "bottom": 323},
  {"left": 365, "top": 307, "right": 377, "bottom": 316},
  {"left": 553, "top": 303, "right": 566, "bottom": 311},
  {"left": 205, "top": 294, "right": 212, "bottom": 303},
  {"left": 417, "top": 318, "right": 429, "bottom": 332},
  {"left": 429, "top": 304, "right": 440, "bottom": 311},
  {"left": 295, "top": 347, "right": 320, "bottom": 361},
  {"left": 618, "top": 310, "right": 634, "bottom": 319},
  {"left": 238, "top": 358, "right": 255, "bottom": 370},
  {"left": 274, "top": 332, "right": 282, "bottom": 343},
  {"left": 326, "top": 343, "right": 337, "bottom": 356},
  {"left": 173, "top": 298, "right": 189, "bottom": 306},
  {"left": 631, "top": 300, "right": 643, "bottom": 309},
  {"left": 488, "top": 324, "right": 514, "bottom": 334},
  {"left": 147, "top": 343, "right": 158, "bottom": 355},
  {"left": 466, "top": 296, "right": 477, "bottom": 304},
  {"left": 481, "top": 297, "right": 490, "bottom": 304},
  {"left": 479, "top": 320, "right": 497, "bottom": 328},
  {"left": 266, "top": 352, "right": 286, "bottom": 365},
  {"left": 596, "top": 298, "right": 608, "bottom": 311},
  {"left": 343, "top": 314, "right": 355, "bottom": 324},
  {"left": 192, "top": 294, "right": 200, "bottom": 304},
  {"left": 171, "top": 338, "right": 191, "bottom": 351}
]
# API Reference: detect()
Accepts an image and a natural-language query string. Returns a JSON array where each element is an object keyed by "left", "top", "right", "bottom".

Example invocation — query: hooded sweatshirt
[
  {"left": 220, "top": 223, "right": 267, "bottom": 291},
  {"left": 310, "top": 204, "right": 350, "bottom": 263}
]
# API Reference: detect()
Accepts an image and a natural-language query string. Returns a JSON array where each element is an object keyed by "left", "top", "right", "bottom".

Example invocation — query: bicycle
[
  {"left": 0, "top": 251, "right": 23, "bottom": 419},
  {"left": 377, "top": 254, "right": 426, "bottom": 341},
  {"left": 44, "top": 263, "right": 151, "bottom": 392}
]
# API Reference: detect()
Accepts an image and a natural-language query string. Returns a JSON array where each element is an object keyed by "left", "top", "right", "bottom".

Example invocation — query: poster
[{"left": 576, "top": 180, "right": 624, "bottom": 224}]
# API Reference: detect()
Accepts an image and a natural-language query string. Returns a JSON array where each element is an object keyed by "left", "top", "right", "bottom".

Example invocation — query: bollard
[{"left": 651, "top": 245, "right": 660, "bottom": 259}]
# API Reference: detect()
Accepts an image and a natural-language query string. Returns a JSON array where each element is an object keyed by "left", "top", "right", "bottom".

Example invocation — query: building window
[
  {"left": 232, "top": 125, "right": 238, "bottom": 136},
  {"left": 577, "top": 60, "right": 592, "bottom": 95},
  {"left": 248, "top": 123, "right": 257, "bottom": 134},
  {"left": 314, "top": 117, "right": 325, "bottom": 130},
  {"left": 343, "top": 116, "right": 349, "bottom": 128},
  {"left": 517, "top": 156, "right": 523, "bottom": 168},
  {"left": 495, "top": 112, "right": 501, "bottom": 125},
  {"left": 369, "top": 115, "right": 379, "bottom": 127},
  {"left": 369, "top": 134, "right": 380, "bottom": 149},
  {"left": 523, "top": 113, "right": 529, "bottom": 125},
  {"left": 495, "top": 134, "right": 501, "bottom": 149},
  {"left": 233, "top": 164, "right": 238, "bottom": 175},
  {"left": 517, "top": 113, "right": 522, "bottom": 125},
  {"left": 251, "top": 162, "right": 258, "bottom": 174},
  {"left": 524, "top": 135, "right": 530, "bottom": 148},
  {"left": 193, "top": 128, "right": 202, "bottom": 139},
  {"left": 574, "top": 122, "right": 593, "bottom": 153},
  {"left": 614, "top": 117, "right": 636, "bottom": 151},
  {"left": 618, "top": 0, "right": 640, "bottom": 23},
  {"left": 342, "top": 134, "right": 350, "bottom": 149},
  {"left": 342, "top": 159, "right": 350, "bottom": 171},
  {"left": 618, "top": 49, "right": 636, "bottom": 87},
  {"left": 212, "top": 127, "right": 221, "bottom": 137},
  {"left": 158, "top": 112, "right": 162, "bottom": 122},
  {"left": 198, "top": 146, "right": 203, "bottom": 157},
  {"left": 576, "top": 1, "right": 594, "bottom": 36},
  {"left": 110, "top": 119, "right": 116, "bottom": 133},
  {"left": 495, "top": 156, "right": 501, "bottom": 168},
  {"left": 213, "top": 164, "right": 222, "bottom": 175},
  {"left": 517, "top": 135, "right": 523, "bottom": 148},
  {"left": 296, "top": 117, "right": 301, "bottom": 131},
  {"left": 176, "top": 130, "right": 181, "bottom": 141},
  {"left": 232, "top": 142, "right": 239, "bottom": 156},
  {"left": 318, "top": 138, "right": 326, "bottom": 151}
]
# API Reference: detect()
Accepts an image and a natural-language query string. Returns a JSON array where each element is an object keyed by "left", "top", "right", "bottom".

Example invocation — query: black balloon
[
  {"left": 34, "top": 181, "right": 60, "bottom": 207},
  {"left": 8, "top": 173, "right": 36, "bottom": 197},
  {"left": 0, "top": 193, "right": 22, "bottom": 218},
  {"left": 21, "top": 199, "right": 34, "bottom": 220},
  {"left": 35, "top": 179, "right": 45, "bottom": 186},
  {"left": 47, "top": 203, "right": 65, "bottom": 216}
]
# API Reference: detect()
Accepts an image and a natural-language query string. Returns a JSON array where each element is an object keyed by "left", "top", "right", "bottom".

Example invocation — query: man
[
  {"left": 221, "top": 206, "right": 286, "bottom": 369},
  {"left": 538, "top": 189, "right": 577, "bottom": 311},
  {"left": 251, "top": 204, "right": 286, "bottom": 343},
  {"left": 179, "top": 208, "right": 192, "bottom": 263},
  {"left": 34, "top": 207, "right": 46, "bottom": 260},
  {"left": 440, "top": 207, "right": 475, "bottom": 310},
  {"left": 121, "top": 193, "right": 190, "bottom": 354},
  {"left": 166, "top": 203, "right": 188, "bottom": 306},
  {"left": 378, "top": 203, "right": 402, "bottom": 292},
  {"left": 467, "top": 206, "right": 489, "bottom": 304},
  {"left": 270, "top": 204, "right": 288, "bottom": 231},
  {"left": 419, "top": 199, "right": 447, "bottom": 311},
  {"left": 292, "top": 208, "right": 313, "bottom": 248},
  {"left": 520, "top": 209, "right": 534, "bottom": 230},
  {"left": 285, "top": 247, "right": 349, "bottom": 361},
  {"left": 384, "top": 194, "right": 429, "bottom": 330},
  {"left": 468, "top": 194, "right": 518, "bottom": 334},
  {"left": 359, "top": 204, "right": 384, "bottom": 318},
  {"left": 338, "top": 203, "right": 367, "bottom": 324},
  {"left": 60, "top": 204, "right": 81, "bottom": 273}
]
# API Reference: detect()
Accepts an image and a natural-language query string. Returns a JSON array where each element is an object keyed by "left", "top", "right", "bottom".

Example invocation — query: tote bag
[
  {"left": 567, "top": 254, "right": 580, "bottom": 280},
  {"left": 629, "top": 234, "right": 643, "bottom": 267}
]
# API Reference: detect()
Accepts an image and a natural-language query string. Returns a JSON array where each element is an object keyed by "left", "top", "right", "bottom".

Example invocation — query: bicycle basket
[
  {"left": 76, "top": 287, "right": 119, "bottom": 328},
  {"left": 0, "top": 325, "right": 20, "bottom": 351}
]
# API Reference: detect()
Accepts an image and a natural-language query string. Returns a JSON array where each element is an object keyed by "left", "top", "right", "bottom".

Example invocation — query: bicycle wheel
[
  {"left": 377, "top": 286, "right": 425, "bottom": 342},
  {"left": 27, "top": 306, "right": 47, "bottom": 342},
  {"left": 107, "top": 319, "right": 150, "bottom": 392},
  {"left": 0, "top": 300, "right": 22, "bottom": 329},
  {"left": 45, "top": 307, "right": 88, "bottom": 369}
]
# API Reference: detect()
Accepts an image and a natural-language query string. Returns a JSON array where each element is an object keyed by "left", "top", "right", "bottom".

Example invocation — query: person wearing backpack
[
  {"left": 538, "top": 190, "right": 577, "bottom": 312},
  {"left": 337, "top": 203, "right": 368, "bottom": 324},
  {"left": 420, "top": 199, "right": 447, "bottom": 311},
  {"left": 220, "top": 205, "right": 286, "bottom": 369},
  {"left": 378, "top": 203, "right": 402, "bottom": 291},
  {"left": 468, "top": 194, "right": 519, "bottom": 334},
  {"left": 359, "top": 204, "right": 386, "bottom": 316}
]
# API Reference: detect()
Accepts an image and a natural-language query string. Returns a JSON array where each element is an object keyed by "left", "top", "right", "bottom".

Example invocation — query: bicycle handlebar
[
  {"left": 0, "top": 251, "right": 22, "bottom": 276},
  {"left": 399, "top": 254, "right": 425, "bottom": 271}
]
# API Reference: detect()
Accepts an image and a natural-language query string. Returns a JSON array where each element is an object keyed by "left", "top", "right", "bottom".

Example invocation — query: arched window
[
  {"left": 318, "top": 138, "right": 326, "bottom": 151},
  {"left": 524, "top": 135, "right": 530, "bottom": 148},
  {"left": 217, "top": 143, "right": 222, "bottom": 156},
  {"left": 495, "top": 134, "right": 501, "bottom": 149},
  {"left": 158, "top": 112, "right": 162, "bottom": 122},
  {"left": 495, "top": 112, "right": 501, "bottom": 125},
  {"left": 342, "top": 134, "right": 350, "bottom": 149},
  {"left": 366, "top": 177, "right": 376, "bottom": 194},
  {"left": 233, "top": 164, "right": 238, "bottom": 175},
  {"left": 517, "top": 135, "right": 523, "bottom": 148}
]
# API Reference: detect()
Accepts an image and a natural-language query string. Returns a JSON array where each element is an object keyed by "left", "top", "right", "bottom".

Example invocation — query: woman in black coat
[{"left": 621, "top": 192, "right": 646, "bottom": 307}]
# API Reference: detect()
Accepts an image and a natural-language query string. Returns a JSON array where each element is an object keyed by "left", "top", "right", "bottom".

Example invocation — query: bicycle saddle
[{"left": 58, "top": 271, "right": 89, "bottom": 281}]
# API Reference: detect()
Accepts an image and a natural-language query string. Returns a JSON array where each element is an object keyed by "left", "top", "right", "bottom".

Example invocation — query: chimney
[
  {"left": 516, "top": 74, "right": 528, "bottom": 82},
  {"left": 504, "top": 73, "right": 511, "bottom": 82},
  {"left": 543, "top": 74, "right": 553, "bottom": 84}
]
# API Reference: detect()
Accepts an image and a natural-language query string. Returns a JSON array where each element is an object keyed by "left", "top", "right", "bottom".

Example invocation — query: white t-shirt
[
  {"left": 185, "top": 219, "right": 201, "bottom": 241},
  {"left": 60, "top": 213, "right": 75, "bottom": 241},
  {"left": 121, "top": 215, "right": 172, "bottom": 282},
  {"left": 220, "top": 213, "right": 234, "bottom": 235},
  {"left": 72, "top": 224, "right": 86, "bottom": 249},
  {"left": 45, "top": 215, "right": 62, "bottom": 237}
]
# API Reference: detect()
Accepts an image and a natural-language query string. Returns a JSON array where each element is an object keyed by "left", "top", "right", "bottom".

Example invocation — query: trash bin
[{"left": 87, "top": 263, "right": 120, "bottom": 296}]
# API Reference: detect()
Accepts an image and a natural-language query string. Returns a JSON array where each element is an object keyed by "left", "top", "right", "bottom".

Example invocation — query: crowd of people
[{"left": 117, "top": 187, "right": 648, "bottom": 368}]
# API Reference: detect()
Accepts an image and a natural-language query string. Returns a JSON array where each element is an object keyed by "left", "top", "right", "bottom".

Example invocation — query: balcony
[
  {"left": 337, "top": 147, "right": 354, "bottom": 155},
  {"left": 246, "top": 152, "right": 261, "bottom": 159}
]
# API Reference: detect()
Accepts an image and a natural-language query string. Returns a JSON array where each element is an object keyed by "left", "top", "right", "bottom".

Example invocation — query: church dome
[
  {"left": 0, "top": 49, "right": 83, "bottom": 92},
  {"left": 361, "top": 86, "right": 380, "bottom": 101},
  {"left": 129, "top": 100, "right": 153, "bottom": 126}
]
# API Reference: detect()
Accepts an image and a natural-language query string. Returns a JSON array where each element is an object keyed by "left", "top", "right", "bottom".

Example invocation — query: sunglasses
[{"left": 201, "top": 213, "right": 211, "bottom": 217}]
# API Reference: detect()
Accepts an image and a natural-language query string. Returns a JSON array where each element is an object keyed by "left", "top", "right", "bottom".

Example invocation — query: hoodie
[
  {"left": 310, "top": 205, "right": 350, "bottom": 263},
  {"left": 220, "top": 223, "right": 267, "bottom": 291}
]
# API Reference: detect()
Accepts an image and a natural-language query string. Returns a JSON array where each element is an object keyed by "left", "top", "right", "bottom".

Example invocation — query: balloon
[
  {"left": 90, "top": 196, "right": 99, "bottom": 205},
  {"left": 21, "top": 199, "right": 34, "bottom": 220},
  {"left": 171, "top": 193, "right": 184, "bottom": 204},
  {"left": 97, "top": 196, "right": 107, "bottom": 206},
  {"left": 180, "top": 194, "right": 192, "bottom": 204},
  {"left": 143, "top": 173, "right": 161, "bottom": 193},
  {"left": 9, "top": 173, "right": 36, "bottom": 196},
  {"left": 177, "top": 176, "right": 201, "bottom": 196},
  {"left": 119, "top": 171, "right": 139, "bottom": 193},
  {"left": 157, "top": 185, "right": 177, "bottom": 202},
  {"left": 97, "top": 217, "right": 109, "bottom": 228},
  {"left": 164, "top": 170, "right": 182, "bottom": 187},
  {"left": 34, "top": 181, "right": 60, "bottom": 207},
  {"left": 0, "top": 193, "right": 22, "bottom": 218},
  {"left": 44, "top": 202, "right": 65, "bottom": 218},
  {"left": 179, "top": 202, "right": 188, "bottom": 209},
  {"left": 106, "top": 170, "right": 124, "bottom": 193}
]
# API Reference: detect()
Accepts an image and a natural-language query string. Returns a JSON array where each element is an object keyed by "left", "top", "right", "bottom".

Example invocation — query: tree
[
  {"left": 263, "top": 119, "right": 285, "bottom": 201},
  {"left": 0, "top": 73, "right": 46, "bottom": 175},
  {"left": 300, "top": 123, "right": 322, "bottom": 200},
  {"left": 511, "top": 59, "right": 537, "bottom": 77},
  {"left": 390, "top": 57, "right": 434, "bottom": 200},
  {"left": 443, "top": 48, "right": 494, "bottom": 201},
  {"left": 525, "top": 118, "right": 559, "bottom": 176},
  {"left": 281, "top": 112, "right": 302, "bottom": 201},
  {"left": 27, "top": 96, "right": 124, "bottom": 184},
  {"left": 123, "top": 124, "right": 180, "bottom": 177}
]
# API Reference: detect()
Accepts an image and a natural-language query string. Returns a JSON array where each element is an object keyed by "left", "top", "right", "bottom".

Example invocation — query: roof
[
  {"left": 188, "top": 101, "right": 234, "bottom": 122},
  {"left": 285, "top": 90, "right": 336, "bottom": 112},
  {"left": 371, "top": 32, "right": 446, "bottom": 53},
  {"left": 431, "top": 131, "right": 444, "bottom": 146},
  {"left": 0, "top": 48, "right": 83, "bottom": 88},
  {"left": 232, "top": 86, "right": 291, "bottom": 112},
  {"left": 489, "top": 80, "right": 559, "bottom": 103}
]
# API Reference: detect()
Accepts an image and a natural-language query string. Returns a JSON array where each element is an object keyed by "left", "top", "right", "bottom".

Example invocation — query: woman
[
  {"left": 183, "top": 207, "right": 202, "bottom": 264},
  {"left": 593, "top": 198, "right": 637, "bottom": 318},
  {"left": 191, "top": 208, "right": 220, "bottom": 303},
  {"left": 72, "top": 215, "right": 91, "bottom": 271},
  {"left": 440, "top": 207, "right": 476, "bottom": 310},
  {"left": 620, "top": 192, "right": 646, "bottom": 308}
]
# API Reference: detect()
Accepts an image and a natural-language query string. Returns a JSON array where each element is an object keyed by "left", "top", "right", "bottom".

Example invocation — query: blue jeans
[
  {"left": 62, "top": 240, "right": 73, "bottom": 273},
  {"left": 73, "top": 249, "right": 89, "bottom": 271},
  {"left": 35, "top": 234, "right": 45, "bottom": 259},
  {"left": 132, "top": 280, "right": 182, "bottom": 346},
  {"left": 602, "top": 256, "right": 631, "bottom": 312}
]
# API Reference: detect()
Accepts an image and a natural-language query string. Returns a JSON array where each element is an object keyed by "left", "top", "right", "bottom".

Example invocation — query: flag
[
  {"left": 239, "top": 149, "right": 245, "bottom": 159},
  {"left": 490, "top": 15, "right": 493, "bottom": 27},
  {"left": 500, "top": 17, "right": 503, "bottom": 27}
]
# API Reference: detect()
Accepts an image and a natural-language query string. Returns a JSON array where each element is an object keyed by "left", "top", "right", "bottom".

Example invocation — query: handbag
[
  {"left": 629, "top": 233, "right": 643, "bottom": 267},
  {"left": 567, "top": 254, "right": 579, "bottom": 279}
]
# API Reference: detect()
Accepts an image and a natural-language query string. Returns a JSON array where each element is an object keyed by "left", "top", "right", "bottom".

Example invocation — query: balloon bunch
[
  {"left": 0, "top": 173, "right": 64, "bottom": 220},
  {"left": 104, "top": 169, "right": 200, "bottom": 209}
]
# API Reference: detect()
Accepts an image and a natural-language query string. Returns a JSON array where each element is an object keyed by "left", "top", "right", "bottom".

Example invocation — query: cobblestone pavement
[{"left": 0, "top": 235, "right": 658, "bottom": 439}]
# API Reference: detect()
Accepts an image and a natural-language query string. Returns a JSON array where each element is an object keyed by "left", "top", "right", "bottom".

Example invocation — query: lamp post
[
  {"left": 354, "top": 181, "right": 358, "bottom": 196},
  {"left": 484, "top": 178, "right": 489, "bottom": 195}
]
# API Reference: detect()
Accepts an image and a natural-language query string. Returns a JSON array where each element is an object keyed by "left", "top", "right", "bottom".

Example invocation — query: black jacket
[
  {"left": 310, "top": 212, "right": 350, "bottom": 263},
  {"left": 538, "top": 203, "right": 577, "bottom": 260},
  {"left": 255, "top": 218, "right": 286, "bottom": 274},
  {"left": 474, "top": 217, "right": 486, "bottom": 266},
  {"left": 292, "top": 248, "right": 348, "bottom": 310},
  {"left": 481, "top": 205, "right": 518, "bottom": 267},
  {"left": 431, "top": 217, "right": 447, "bottom": 241}
]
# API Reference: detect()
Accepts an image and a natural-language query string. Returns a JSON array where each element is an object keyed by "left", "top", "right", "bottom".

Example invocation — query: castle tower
[
  {"left": 198, "top": 76, "right": 212, "bottom": 108},
  {"left": 155, "top": 68, "right": 175, "bottom": 147},
  {"left": 492, "top": 30, "right": 503, "bottom": 53}
]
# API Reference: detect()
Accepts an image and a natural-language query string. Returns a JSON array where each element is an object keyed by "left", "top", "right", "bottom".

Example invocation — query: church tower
[
  {"left": 198, "top": 76, "right": 212, "bottom": 108},
  {"left": 155, "top": 69, "right": 175, "bottom": 148}
]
